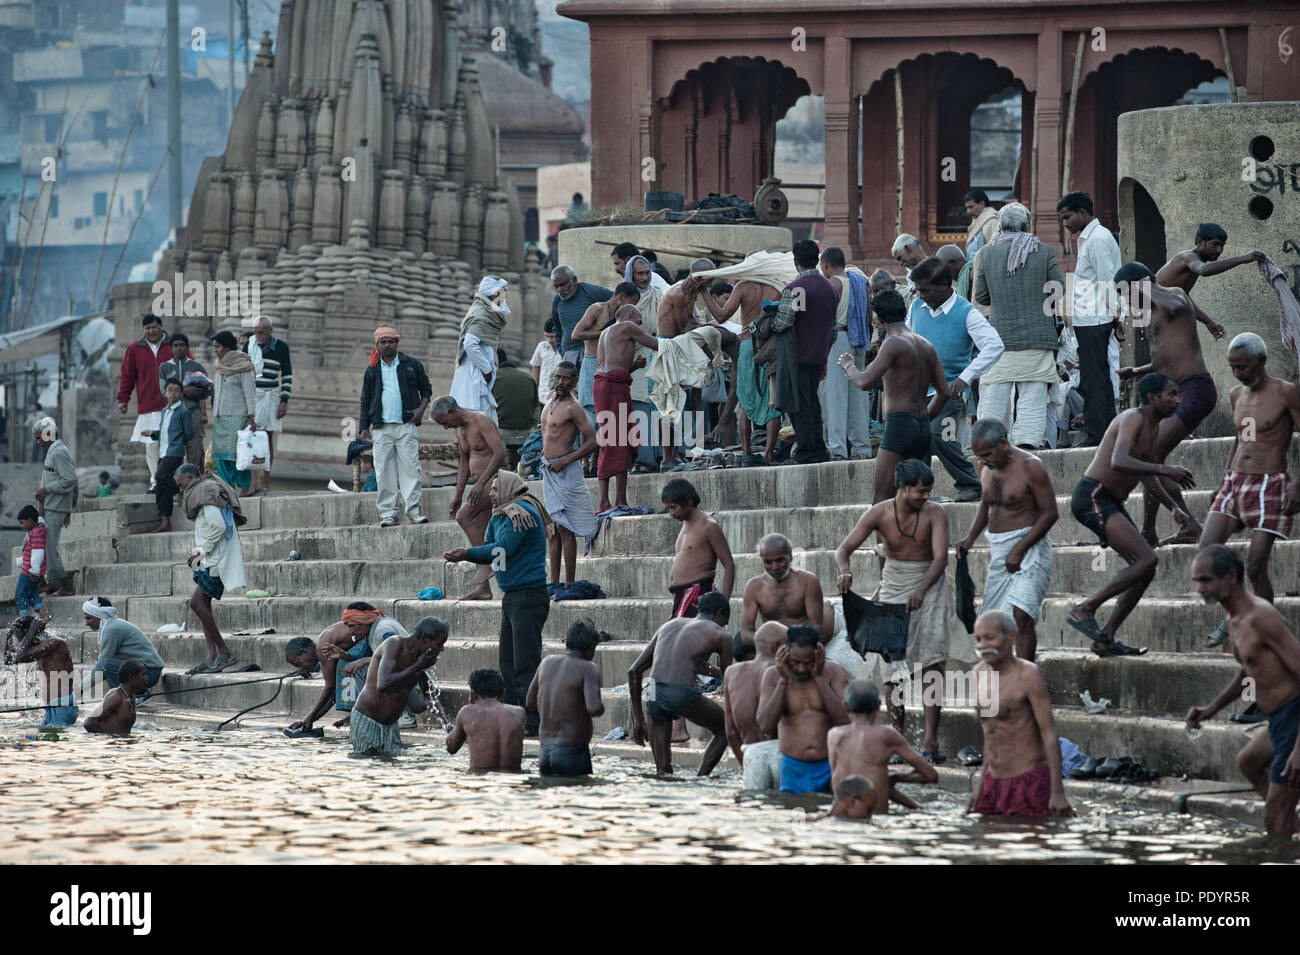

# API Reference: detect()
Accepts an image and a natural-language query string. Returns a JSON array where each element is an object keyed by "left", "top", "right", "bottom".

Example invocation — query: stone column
[
  {"left": 256, "top": 96, "right": 277, "bottom": 172},
  {"left": 822, "top": 35, "right": 860, "bottom": 260},
  {"left": 231, "top": 171, "right": 256, "bottom": 257},
  {"left": 276, "top": 98, "right": 306, "bottom": 171},
  {"left": 482, "top": 190, "right": 510, "bottom": 270},
  {"left": 312, "top": 97, "right": 334, "bottom": 169},
  {"left": 441, "top": 0, "right": 459, "bottom": 110},
  {"left": 201, "top": 171, "right": 232, "bottom": 251},
  {"left": 405, "top": 175, "right": 428, "bottom": 255},
  {"left": 377, "top": 170, "right": 406, "bottom": 250},
  {"left": 459, "top": 184, "right": 483, "bottom": 272},
  {"left": 1035, "top": 29, "right": 1066, "bottom": 256},
  {"left": 289, "top": 168, "right": 314, "bottom": 250},
  {"left": 313, "top": 165, "right": 343, "bottom": 245}
]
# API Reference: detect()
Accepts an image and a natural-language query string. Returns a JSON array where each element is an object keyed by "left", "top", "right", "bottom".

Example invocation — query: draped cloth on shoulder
[
  {"left": 457, "top": 294, "right": 509, "bottom": 366},
  {"left": 180, "top": 471, "right": 247, "bottom": 526},
  {"left": 876, "top": 557, "right": 976, "bottom": 674},
  {"left": 493, "top": 469, "right": 554, "bottom": 540},
  {"left": 1259, "top": 254, "right": 1300, "bottom": 360},
  {"left": 691, "top": 251, "right": 798, "bottom": 291}
]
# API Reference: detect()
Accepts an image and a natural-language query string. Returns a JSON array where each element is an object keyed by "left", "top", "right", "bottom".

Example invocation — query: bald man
[
  {"left": 935, "top": 244, "right": 971, "bottom": 302},
  {"left": 740, "top": 533, "right": 824, "bottom": 647},
  {"left": 724, "top": 621, "right": 786, "bottom": 789}
]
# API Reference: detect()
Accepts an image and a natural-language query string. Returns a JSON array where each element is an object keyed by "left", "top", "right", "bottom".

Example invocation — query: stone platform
[{"left": 4, "top": 436, "right": 1294, "bottom": 811}]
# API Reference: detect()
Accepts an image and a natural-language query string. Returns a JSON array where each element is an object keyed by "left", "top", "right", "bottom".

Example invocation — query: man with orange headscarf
[
  {"left": 444, "top": 469, "right": 552, "bottom": 735},
  {"left": 360, "top": 326, "right": 432, "bottom": 527}
]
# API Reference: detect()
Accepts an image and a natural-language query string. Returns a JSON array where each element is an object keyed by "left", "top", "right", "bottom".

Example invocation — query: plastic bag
[{"left": 236, "top": 427, "right": 270, "bottom": 471}]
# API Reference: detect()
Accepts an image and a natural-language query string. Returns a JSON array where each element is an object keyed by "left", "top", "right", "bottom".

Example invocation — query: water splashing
[{"left": 425, "top": 664, "right": 452, "bottom": 732}]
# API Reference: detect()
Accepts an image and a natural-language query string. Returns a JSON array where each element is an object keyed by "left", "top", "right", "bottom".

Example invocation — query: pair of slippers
[
  {"left": 956, "top": 745, "right": 983, "bottom": 766},
  {"left": 1070, "top": 755, "right": 1160, "bottom": 784},
  {"left": 1066, "top": 615, "right": 1148, "bottom": 657}
]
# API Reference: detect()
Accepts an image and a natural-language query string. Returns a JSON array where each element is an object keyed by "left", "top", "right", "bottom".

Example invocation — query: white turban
[
  {"left": 82, "top": 599, "right": 117, "bottom": 621},
  {"left": 477, "top": 276, "right": 510, "bottom": 315},
  {"left": 33, "top": 417, "right": 58, "bottom": 443}
]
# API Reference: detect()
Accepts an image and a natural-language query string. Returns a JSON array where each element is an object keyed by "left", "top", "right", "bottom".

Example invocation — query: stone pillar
[
  {"left": 482, "top": 190, "right": 510, "bottom": 270},
  {"left": 429, "top": 180, "right": 460, "bottom": 257},
  {"left": 343, "top": 144, "right": 376, "bottom": 246},
  {"left": 441, "top": 0, "right": 459, "bottom": 110},
  {"left": 1034, "top": 29, "right": 1066, "bottom": 256},
  {"left": 231, "top": 171, "right": 256, "bottom": 257},
  {"left": 418, "top": 108, "right": 447, "bottom": 179},
  {"left": 312, "top": 97, "right": 334, "bottom": 169},
  {"left": 377, "top": 170, "right": 406, "bottom": 250},
  {"left": 822, "top": 35, "right": 860, "bottom": 260},
  {"left": 405, "top": 175, "right": 428, "bottom": 255},
  {"left": 459, "top": 184, "right": 483, "bottom": 272},
  {"left": 255, "top": 168, "right": 289, "bottom": 249},
  {"left": 447, "top": 105, "right": 467, "bottom": 186},
  {"left": 201, "top": 171, "right": 232, "bottom": 251},
  {"left": 289, "top": 168, "right": 314, "bottom": 250},
  {"left": 394, "top": 102, "right": 414, "bottom": 176},
  {"left": 313, "top": 165, "right": 343, "bottom": 245},
  {"left": 256, "top": 96, "right": 277, "bottom": 172},
  {"left": 275, "top": 98, "right": 306, "bottom": 171}
]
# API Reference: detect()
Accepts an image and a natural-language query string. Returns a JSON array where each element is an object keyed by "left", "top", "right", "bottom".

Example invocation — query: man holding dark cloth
[{"left": 774, "top": 239, "right": 838, "bottom": 464}]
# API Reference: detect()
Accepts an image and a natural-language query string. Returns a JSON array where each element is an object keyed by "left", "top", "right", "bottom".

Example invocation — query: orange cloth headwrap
[
  {"left": 370, "top": 326, "right": 400, "bottom": 367},
  {"left": 342, "top": 608, "right": 382, "bottom": 627}
]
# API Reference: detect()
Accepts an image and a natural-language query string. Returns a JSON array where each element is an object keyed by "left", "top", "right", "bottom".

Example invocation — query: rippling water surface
[{"left": 1, "top": 719, "right": 1296, "bottom": 865}]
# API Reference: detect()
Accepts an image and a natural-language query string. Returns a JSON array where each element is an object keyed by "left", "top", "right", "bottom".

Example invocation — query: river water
[{"left": 1, "top": 719, "right": 1296, "bottom": 865}]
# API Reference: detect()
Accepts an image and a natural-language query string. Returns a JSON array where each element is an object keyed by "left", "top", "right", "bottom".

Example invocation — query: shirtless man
[
  {"left": 1113, "top": 262, "right": 1226, "bottom": 544},
  {"left": 662, "top": 478, "right": 735, "bottom": 617},
  {"left": 958, "top": 418, "right": 1059, "bottom": 660},
  {"left": 526, "top": 621, "right": 605, "bottom": 776},
  {"left": 827, "top": 679, "right": 938, "bottom": 812},
  {"left": 1199, "top": 333, "right": 1300, "bottom": 648},
  {"left": 698, "top": 275, "right": 786, "bottom": 460},
  {"left": 656, "top": 260, "right": 715, "bottom": 338},
  {"left": 628, "top": 592, "right": 733, "bottom": 775},
  {"left": 539, "top": 361, "right": 599, "bottom": 589},
  {"left": 573, "top": 281, "right": 640, "bottom": 470},
  {"left": 84, "top": 661, "right": 150, "bottom": 735},
  {"left": 434, "top": 396, "right": 508, "bottom": 600},
  {"left": 837, "top": 289, "right": 947, "bottom": 502},
  {"left": 968, "top": 610, "right": 1073, "bottom": 817},
  {"left": 723, "top": 621, "right": 786, "bottom": 788},
  {"left": 350, "top": 617, "right": 448, "bottom": 756},
  {"left": 1187, "top": 545, "right": 1300, "bottom": 837},
  {"left": 285, "top": 603, "right": 416, "bottom": 733},
  {"left": 1156, "top": 223, "right": 1265, "bottom": 294},
  {"left": 594, "top": 304, "right": 660, "bottom": 510},
  {"left": 740, "top": 533, "right": 824, "bottom": 647},
  {"left": 446, "top": 668, "right": 525, "bottom": 772},
  {"left": 5, "top": 615, "right": 77, "bottom": 729},
  {"left": 835, "top": 459, "right": 966, "bottom": 759},
  {"left": 825, "top": 776, "right": 875, "bottom": 819},
  {"left": 1067, "top": 373, "right": 1194, "bottom": 656},
  {"left": 756, "top": 624, "right": 850, "bottom": 793}
]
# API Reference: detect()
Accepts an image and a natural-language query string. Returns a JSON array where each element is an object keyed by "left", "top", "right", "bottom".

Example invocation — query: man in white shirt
[
  {"left": 530, "top": 321, "right": 562, "bottom": 405},
  {"left": 907, "top": 257, "right": 1005, "bottom": 502},
  {"left": 819, "top": 246, "right": 873, "bottom": 460},
  {"left": 1058, "top": 192, "right": 1122, "bottom": 447}
]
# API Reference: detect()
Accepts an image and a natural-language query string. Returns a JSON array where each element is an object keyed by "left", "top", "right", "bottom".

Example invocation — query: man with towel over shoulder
[
  {"left": 539, "top": 361, "right": 599, "bottom": 591},
  {"left": 452, "top": 276, "right": 512, "bottom": 425}
]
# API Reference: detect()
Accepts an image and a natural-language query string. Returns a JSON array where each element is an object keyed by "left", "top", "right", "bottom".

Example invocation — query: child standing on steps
[{"left": 15, "top": 504, "right": 46, "bottom": 617}]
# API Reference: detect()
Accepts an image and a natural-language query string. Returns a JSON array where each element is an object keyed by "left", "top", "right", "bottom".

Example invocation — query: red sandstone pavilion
[{"left": 563, "top": 0, "right": 1300, "bottom": 265}]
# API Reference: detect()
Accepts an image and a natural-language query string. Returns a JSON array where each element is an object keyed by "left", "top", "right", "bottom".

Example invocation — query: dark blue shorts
[
  {"left": 193, "top": 568, "right": 225, "bottom": 601},
  {"left": 1266, "top": 695, "right": 1300, "bottom": 786},
  {"left": 779, "top": 754, "right": 833, "bottom": 794}
]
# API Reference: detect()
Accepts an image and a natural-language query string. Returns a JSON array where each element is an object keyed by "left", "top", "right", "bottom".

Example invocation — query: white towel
[
  {"left": 647, "top": 326, "right": 724, "bottom": 422},
  {"left": 541, "top": 456, "right": 596, "bottom": 540},
  {"left": 982, "top": 526, "right": 1052, "bottom": 623}
]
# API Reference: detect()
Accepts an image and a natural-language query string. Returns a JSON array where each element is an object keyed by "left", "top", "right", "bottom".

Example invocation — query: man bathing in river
[
  {"left": 629, "top": 592, "right": 734, "bottom": 776},
  {"left": 828, "top": 680, "right": 938, "bottom": 813},
  {"left": 1198, "top": 333, "right": 1300, "bottom": 648},
  {"left": 351, "top": 617, "right": 448, "bottom": 756},
  {"left": 85, "top": 661, "right": 151, "bottom": 735},
  {"left": 724, "top": 621, "right": 785, "bottom": 789},
  {"left": 958, "top": 418, "right": 1059, "bottom": 661},
  {"left": 5, "top": 615, "right": 76, "bottom": 729},
  {"left": 447, "top": 668, "right": 525, "bottom": 772},
  {"left": 527, "top": 621, "right": 605, "bottom": 776},
  {"left": 1114, "top": 262, "right": 1226, "bottom": 544},
  {"left": 756, "top": 625, "right": 850, "bottom": 794},
  {"left": 1067, "top": 373, "right": 1194, "bottom": 656},
  {"left": 741, "top": 533, "right": 823, "bottom": 647},
  {"left": 434, "top": 396, "right": 508, "bottom": 600},
  {"left": 1188, "top": 545, "right": 1300, "bottom": 837},
  {"left": 969, "top": 610, "right": 1073, "bottom": 818}
]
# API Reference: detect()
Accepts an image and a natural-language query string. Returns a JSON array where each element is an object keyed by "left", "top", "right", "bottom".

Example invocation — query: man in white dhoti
[
  {"left": 835, "top": 459, "right": 975, "bottom": 763},
  {"left": 538, "top": 361, "right": 598, "bottom": 589},
  {"left": 177, "top": 465, "right": 247, "bottom": 673},
  {"left": 958, "top": 419, "right": 1059, "bottom": 661},
  {"left": 451, "top": 276, "right": 511, "bottom": 425}
]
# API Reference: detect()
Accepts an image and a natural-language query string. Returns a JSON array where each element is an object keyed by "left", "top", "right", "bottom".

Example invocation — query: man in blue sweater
[
  {"left": 908, "top": 257, "right": 1004, "bottom": 502},
  {"left": 443, "top": 469, "right": 551, "bottom": 736}
]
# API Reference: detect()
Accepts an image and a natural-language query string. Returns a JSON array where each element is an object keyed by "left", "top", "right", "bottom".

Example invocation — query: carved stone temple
[{"left": 108, "top": 1, "right": 559, "bottom": 486}]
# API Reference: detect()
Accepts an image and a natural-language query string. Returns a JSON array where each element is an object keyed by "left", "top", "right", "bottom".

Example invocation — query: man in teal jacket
[{"left": 444, "top": 469, "right": 551, "bottom": 735}]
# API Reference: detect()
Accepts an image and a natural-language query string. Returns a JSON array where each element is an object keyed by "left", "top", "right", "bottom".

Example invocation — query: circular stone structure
[
  {"left": 1118, "top": 102, "right": 1300, "bottom": 437},
  {"left": 557, "top": 224, "right": 794, "bottom": 289}
]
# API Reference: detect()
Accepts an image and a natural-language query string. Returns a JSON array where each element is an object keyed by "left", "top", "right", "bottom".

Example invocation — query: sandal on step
[{"left": 1094, "top": 641, "right": 1147, "bottom": 658}]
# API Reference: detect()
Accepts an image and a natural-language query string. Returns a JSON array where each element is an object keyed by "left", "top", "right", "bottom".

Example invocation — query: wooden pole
[
  {"left": 894, "top": 69, "right": 904, "bottom": 239},
  {"left": 1060, "top": 31, "right": 1085, "bottom": 199},
  {"left": 1219, "top": 28, "right": 1239, "bottom": 103},
  {"left": 1030, "top": 96, "right": 1040, "bottom": 233}
]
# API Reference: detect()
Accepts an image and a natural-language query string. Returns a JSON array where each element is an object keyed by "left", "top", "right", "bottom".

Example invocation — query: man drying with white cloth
[
  {"left": 958, "top": 419, "right": 1059, "bottom": 662},
  {"left": 835, "top": 459, "right": 976, "bottom": 764},
  {"left": 176, "top": 465, "right": 247, "bottom": 674},
  {"left": 451, "top": 277, "right": 511, "bottom": 424},
  {"left": 539, "top": 361, "right": 599, "bottom": 590}
]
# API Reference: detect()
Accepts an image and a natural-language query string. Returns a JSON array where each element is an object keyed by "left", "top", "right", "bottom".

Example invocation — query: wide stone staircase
[{"left": 4, "top": 437, "right": 1296, "bottom": 799}]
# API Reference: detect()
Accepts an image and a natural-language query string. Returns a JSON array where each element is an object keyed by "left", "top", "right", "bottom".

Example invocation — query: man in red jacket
[{"left": 117, "top": 314, "right": 173, "bottom": 490}]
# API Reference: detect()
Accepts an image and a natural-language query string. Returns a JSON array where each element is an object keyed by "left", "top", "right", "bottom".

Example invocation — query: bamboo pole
[
  {"left": 894, "top": 69, "right": 904, "bottom": 239},
  {"left": 1219, "top": 28, "right": 1239, "bottom": 103},
  {"left": 1060, "top": 31, "right": 1086, "bottom": 199}
]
